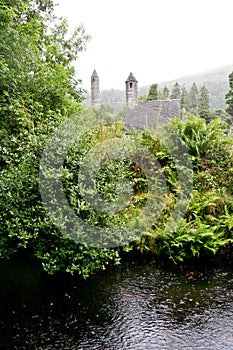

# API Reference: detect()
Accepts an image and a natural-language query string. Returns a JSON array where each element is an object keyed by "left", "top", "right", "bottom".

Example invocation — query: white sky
[{"left": 54, "top": 0, "right": 233, "bottom": 90}]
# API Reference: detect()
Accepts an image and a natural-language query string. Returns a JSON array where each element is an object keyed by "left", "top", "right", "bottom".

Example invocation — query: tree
[
  {"left": 170, "top": 82, "right": 181, "bottom": 99},
  {"left": 189, "top": 83, "right": 199, "bottom": 113},
  {"left": 158, "top": 86, "right": 170, "bottom": 100},
  {"left": 197, "top": 84, "right": 210, "bottom": 121},
  {"left": 180, "top": 85, "right": 190, "bottom": 110},
  {"left": 147, "top": 83, "right": 158, "bottom": 100},
  {"left": 162, "top": 86, "right": 170, "bottom": 100},
  {"left": 0, "top": 0, "right": 122, "bottom": 278},
  {"left": 0, "top": 0, "right": 90, "bottom": 168},
  {"left": 225, "top": 71, "right": 233, "bottom": 117}
]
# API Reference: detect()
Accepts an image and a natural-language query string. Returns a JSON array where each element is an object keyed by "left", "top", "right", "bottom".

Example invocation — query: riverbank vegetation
[
  {"left": 1, "top": 0, "right": 233, "bottom": 279},
  {"left": 135, "top": 115, "right": 233, "bottom": 263}
]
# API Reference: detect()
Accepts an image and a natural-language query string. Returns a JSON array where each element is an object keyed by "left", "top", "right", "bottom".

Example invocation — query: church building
[{"left": 91, "top": 70, "right": 180, "bottom": 131}]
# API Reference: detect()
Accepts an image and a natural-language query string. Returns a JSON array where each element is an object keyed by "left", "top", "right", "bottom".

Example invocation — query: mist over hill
[{"left": 84, "top": 64, "right": 233, "bottom": 111}]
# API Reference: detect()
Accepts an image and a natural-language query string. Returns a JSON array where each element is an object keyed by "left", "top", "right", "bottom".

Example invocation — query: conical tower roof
[
  {"left": 91, "top": 69, "right": 99, "bottom": 78},
  {"left": 126, "top": 72, "right": 137, "bottom": 83}
]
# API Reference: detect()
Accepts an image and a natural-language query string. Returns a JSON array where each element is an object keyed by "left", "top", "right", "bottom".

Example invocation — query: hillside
[
  {"left": 149, "top": 64, "right": 233, "bottom": 109},
  {"left": 85, "top": 64, "right": 233, "bottom": 111},
  {"left": 158, "top": 64, "right": 232, "bottom": 87}
]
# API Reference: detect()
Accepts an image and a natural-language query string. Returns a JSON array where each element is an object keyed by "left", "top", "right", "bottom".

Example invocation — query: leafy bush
[
  {"left": 137, "top": 115, "right": 233, "bottom": 263},
  {"left": 0, "top": 0, "right": 121, "bottom": 278}
]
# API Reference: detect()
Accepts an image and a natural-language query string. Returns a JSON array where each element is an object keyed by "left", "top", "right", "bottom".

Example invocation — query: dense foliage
[
  {"left": 1, "top": 0, "right": 233, "bottom": 278},
  {"left": 136, "top": 115, "right": 233, "bottom": 263},
  {"left": 0, "top": 0, "right": 120, "bottom": 278},
  {"left": 59, "top": 112, "right": 233, "bottom": 265}
]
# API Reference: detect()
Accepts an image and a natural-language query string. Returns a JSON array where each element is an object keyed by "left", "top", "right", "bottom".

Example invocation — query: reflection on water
[{"left": 0, "top": 260, "right": 233, "bottom": 349}]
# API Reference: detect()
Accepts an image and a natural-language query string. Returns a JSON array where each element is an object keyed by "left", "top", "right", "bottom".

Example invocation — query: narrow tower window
[{"left": 130, "top": 82, "right": 133, "bottom": 88}]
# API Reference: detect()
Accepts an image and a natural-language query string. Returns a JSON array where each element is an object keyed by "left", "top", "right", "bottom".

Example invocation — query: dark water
[{"left": 0, "top": 260, "right": 233, "bottom": 350}]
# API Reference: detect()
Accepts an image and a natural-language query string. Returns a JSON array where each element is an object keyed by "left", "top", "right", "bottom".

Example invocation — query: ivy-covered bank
[{"left": 1, "top": 0, "right": 233, "bottom": 279}]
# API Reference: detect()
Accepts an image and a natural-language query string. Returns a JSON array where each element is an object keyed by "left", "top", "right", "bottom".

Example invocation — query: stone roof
[
  {"left": 91, "top": 69, "right": 99, "bottom": 78},
  {"left": 125, "top": 99, "right": 180, "bottom": 131},
  {"left": 126, "top": 72, "right": 137, "bottom": 83}
]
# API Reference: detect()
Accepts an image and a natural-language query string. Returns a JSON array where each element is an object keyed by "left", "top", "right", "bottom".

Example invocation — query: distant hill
[
  {"left": 150, "top": 64, "right": 233, "bottom": 110},
  {"left": 160, "top": 64, "right": 232, "bottom": 86},
  {"left": 85, "top": 64, "right": 233, "bottom": 111}
]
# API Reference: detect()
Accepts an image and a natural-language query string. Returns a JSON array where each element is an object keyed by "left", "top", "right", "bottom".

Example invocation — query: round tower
[
  {"left": 125, "top": 72, "right": 138, "bottom": 108},
  {"left": 91, "top": 69, "right": 100, "bottom": 108}
]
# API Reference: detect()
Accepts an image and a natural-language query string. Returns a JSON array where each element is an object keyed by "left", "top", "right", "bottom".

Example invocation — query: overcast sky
[{"left": 55, "top": 0, "right": 233, "bottom": 90}]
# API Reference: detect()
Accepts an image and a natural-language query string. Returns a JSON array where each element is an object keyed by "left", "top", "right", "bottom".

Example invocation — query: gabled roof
[{"left": 125, "top": 99, "right": 180, "bottom": 131}]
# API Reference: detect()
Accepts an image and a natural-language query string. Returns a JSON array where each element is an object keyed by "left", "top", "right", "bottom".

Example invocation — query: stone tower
[
  {"left": 91, "top": 69, "right": 100, "bottom": 108},
  {"left": 126, "top": 72, "right": 138, "bottom": 108}
]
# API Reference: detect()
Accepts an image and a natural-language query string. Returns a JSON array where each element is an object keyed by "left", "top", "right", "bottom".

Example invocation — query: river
[{"left": 0, "top": 259, "right": 233, "bottom": 349}]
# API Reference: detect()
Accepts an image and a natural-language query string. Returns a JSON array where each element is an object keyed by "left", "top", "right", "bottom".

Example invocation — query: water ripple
[{"left": 0, "top": 263, "right": 233, "bottom": 349}]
